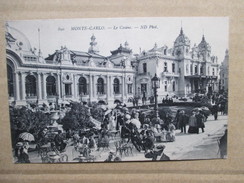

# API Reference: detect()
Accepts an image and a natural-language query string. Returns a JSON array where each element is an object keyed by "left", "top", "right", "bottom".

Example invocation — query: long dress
[{"left": 188, "top": 115, "right": 199, "bottom": 134}]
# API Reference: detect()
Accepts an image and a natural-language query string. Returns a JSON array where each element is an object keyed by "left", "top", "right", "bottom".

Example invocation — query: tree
[
  {"left": 61, "top": 102, "right": 94, "bottom": 131},
  {"left": 9, "top": 106, "right": 52, "bottom": 146}
]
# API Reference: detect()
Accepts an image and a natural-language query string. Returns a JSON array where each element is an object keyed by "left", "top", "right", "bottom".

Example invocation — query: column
[
  {"left": 92, "top": 75, "right": 96, "bottom": 98},
  {"left": 37, "top": 73, "right": 42, "bottom": 100},
  {"left": 109, "top": 76, "right": 112, "bottom": 97},
  {"left": 20, "top": 72, "right": 26, "bottom": 100},
  {"left": 122, "top": 75, "right": 125, "bottom": 101},
  {"left": 42, "top": 73, "right": 47, "bottom": 100},
  {"left": 71, "top": 75, "right": 74, "bottom": 98},
  {"left": 57, "top": 73, "right": 61, "bottom": 98},
  {"left": 73, "top": 75, "right": 77, "bottom": 99},
  {"left": 124, "top": 76, "right": 127, "bottom": 98},
  {"left": 89, "top": 75, "right": 93, "bottom": 102},
  {"left": 198, "top": 64, "right": 201, "bottom": 75},
  {"left": 14, "top": 72, "right": 20, "bottom": 100},
  {"left": 106, "top": 75, "right": 110, "bottom": 103}
]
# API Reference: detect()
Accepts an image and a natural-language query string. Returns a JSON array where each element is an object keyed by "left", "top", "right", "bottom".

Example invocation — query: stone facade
[
  {"left": 219, "top": 50, "right": 229, "bottom": 91},
  {"left": 135, "top": 28, "right": 220, "bottom": 101},
  {"left": 6, "top": 24, "right": 223, "bottom": 106}
]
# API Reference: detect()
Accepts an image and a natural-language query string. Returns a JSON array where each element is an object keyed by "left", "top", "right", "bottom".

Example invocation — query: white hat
[{"left": 125, "top": 114, "right": 131, "bottom": 120}]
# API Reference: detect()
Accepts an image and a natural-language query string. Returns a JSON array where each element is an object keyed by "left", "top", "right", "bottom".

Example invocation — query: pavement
[{"left": 25, "top": 113, "right": 227, "bottom": 163}]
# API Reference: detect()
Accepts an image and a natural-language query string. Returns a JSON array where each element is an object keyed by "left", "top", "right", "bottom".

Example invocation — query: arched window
[
  {"left": 79, "top": 77, "right": 87, "bottom": 95},
  {"left": 186, "top": 64, "right": 189, "bottom": 74},
  {"left": 46, "top": 76, "right": 56, "bottom": 96},
  {"left": 164, "top": 49, "right": 167, "bottom": 55},
  {"left": 143, "top": 63, "right": 147, "bottom": 73},
  {"left": 212, "top": 68, "right": 215, "bottom": 76},
  {"left": 172, "top": 81, "right": 176, "bottom": 92},
  {"left": 200, "top": 66, "right": 203, "bottom": 74},
  {"left": 26, "top": 75, "right": 36, "bottom": 97},
  {"left": 190, "top": 64, "right": 193, "bottom": 75},
  {"left": 7, "top": 65, "right": 14, "bottom": 97},
  {"left": 194, "top": 65, "right": 198, "bottom": 74},
  {"left": 164, "top": 62, "right": 168, "bottom": 72},
  {"left": 97, "top": 78, "right": 104, "bottom": 95},
  {"left": 113, "top": 78, "right": 120, "bottom": 94}
]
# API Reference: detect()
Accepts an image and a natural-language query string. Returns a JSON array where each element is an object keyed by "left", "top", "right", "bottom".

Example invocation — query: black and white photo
[{"left": 5, "top": 17, "right": 229, "bottom": 163}]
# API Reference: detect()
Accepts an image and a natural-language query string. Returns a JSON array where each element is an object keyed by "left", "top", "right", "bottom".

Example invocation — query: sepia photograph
[{"left": 5, "top": 17, "right": 229, "bottom": 163}]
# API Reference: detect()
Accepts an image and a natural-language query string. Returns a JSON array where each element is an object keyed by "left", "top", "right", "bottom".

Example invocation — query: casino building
[{"left": 5, "top": 24, "right": 221, "bottom": 106}]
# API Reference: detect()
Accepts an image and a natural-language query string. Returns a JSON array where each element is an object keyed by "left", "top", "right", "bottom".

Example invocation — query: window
[
  {"left": 186, "top": 64, "right": 189, "bottom": 74},
  {"left": 128, "top": 84, "right": 132, "bottom": 94},
  {"left": 164, "top": 62, "right": 168, "bottom": 72},
  {"left": 164, "top": 81, "right": 167, "bottom": 92},
  {"left": 172, "top": 63, "right": 175, "bottom": 73},
  {"left": 97, "top": 78, "right": 105, "bottom": 94},
  {"left": 141, "top": 84, "right": 147, "bottom": 93},
  {"left": 194, "top": 65, "right": 198, "bottom": 74},
  {"left": 7, "top": 65, "right": 14, "bottom": 97},
  {"left": 164, "top": 49, "right": 167, "bottom": 55},
  {"left": 190, "top": 64, "right": 193, "bottom": 75},
  {"left": 143, "top": 63, "right": 147, "bottom": 73},
  {"left": 65, "top": 84, "right": 72, "bottom": 95},
  {"left": 46, "top": 76, "right": 56, "bottom": 96},
  {"left": 113, "top": 78, "right": 120, "bottom": 94},
  {"left": 200, "top": 66, "right": 203, "bottom": 74},
  {"left": 212, "top": 68, "right": 215, "bottom": 76},
  {"left": 172, "top": 81, "right": 176, "bottom": 92},
  {"left": 78, "top": 77, "right": 87, "bottom": 95},
  {"left": 26, "top": 75, "right": 36, "bottom": 97}
]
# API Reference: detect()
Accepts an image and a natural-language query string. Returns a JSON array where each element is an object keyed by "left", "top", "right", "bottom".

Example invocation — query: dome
[
  {"left": 6, "top": 23, "right": 32, "bottom": 52},
  {"left": 174, "top": 28, "right": 190, "bottom": 47},
  {"left": 198, "top": 35, "right": 211, "bottom": 52}
]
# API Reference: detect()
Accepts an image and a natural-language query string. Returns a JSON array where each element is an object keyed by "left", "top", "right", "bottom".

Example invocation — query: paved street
[{"left": 25, "top": 113, "right": 227, "bottom": 163}]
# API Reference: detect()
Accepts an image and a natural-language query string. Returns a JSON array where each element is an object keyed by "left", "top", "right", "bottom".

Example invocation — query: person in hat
[
  {"left": 188, "top": 111, "right": 198, "bottom": 134},
  {"left": 195, "top": 110, "right": 205, "bottom": 133},
  {"left": 167, "top": 122, "right": 176, "bottom": 142},
  {"left": 141, "top": 130, "right": 155, "bottom": 153},
  {"left": 178, "top": 110, "right": 188, "bottom": 133},
  {"left": 120, "top": 114, "right": 132, "bottom": 142},
  {"left": 17, "top": 142, "right": 30, "bottom": 163}
]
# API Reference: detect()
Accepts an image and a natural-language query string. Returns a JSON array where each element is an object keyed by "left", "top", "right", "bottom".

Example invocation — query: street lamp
[{"left": 151, "top": 73, "right": 160, "bottom": 119}]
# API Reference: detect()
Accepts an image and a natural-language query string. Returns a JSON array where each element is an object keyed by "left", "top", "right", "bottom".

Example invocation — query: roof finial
[
  {"left": 180, "top": 20, "right": 183, "bottom": 34},
  {"left": 202, "top": 29, "right": 205, "bottom": 41},
  {"left": 38, "top": 28, "right": 42, "bottom": 57}
]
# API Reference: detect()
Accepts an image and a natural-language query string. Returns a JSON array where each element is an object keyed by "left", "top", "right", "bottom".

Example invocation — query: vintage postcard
[{"left": 5, "top": 17, "right": 228, "bottom": 163}]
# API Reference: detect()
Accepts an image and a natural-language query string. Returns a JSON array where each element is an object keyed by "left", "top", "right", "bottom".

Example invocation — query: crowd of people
[{"left": 13, "top": 90, "right": 228, "bottom": 163}]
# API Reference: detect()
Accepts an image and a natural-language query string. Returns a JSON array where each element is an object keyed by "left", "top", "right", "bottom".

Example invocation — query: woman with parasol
[{"left": 15, "top": 132, "right": 35, "bottom": 163}]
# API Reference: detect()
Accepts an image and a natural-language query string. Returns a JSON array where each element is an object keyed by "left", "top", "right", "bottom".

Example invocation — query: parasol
[
  {"left": 89, "top": 116, "right": 101, "bottom": 130},
  {"left": 192, "top": 107, "right": 202, "bottom": 111},
  {"left": 104, "top": 109, "right": 112, "bottom": 116},
  {"left": 98, "top": 100, "right": 106, "bottom": 105},
  {"left": 114, "top": 99, "right": 122, "bottom": 104},
  {"left": 18, "top": 132, "right": 35, "bottom": 142},
  {"left": 61, "top": 100, "right": 70, "bottom": 105}
]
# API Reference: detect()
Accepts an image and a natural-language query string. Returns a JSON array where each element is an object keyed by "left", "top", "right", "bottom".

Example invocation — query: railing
[
  {"left": 138, "top": 72, "right": 151, "bottom": 76},
  {"left": 161, "top": 71, "right": 179, "bottom": 77}
]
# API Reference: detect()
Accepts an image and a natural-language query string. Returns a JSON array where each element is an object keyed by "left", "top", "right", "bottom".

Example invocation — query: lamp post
[{"left": 151, "top": 73, "right": 160, "bottom": 119}]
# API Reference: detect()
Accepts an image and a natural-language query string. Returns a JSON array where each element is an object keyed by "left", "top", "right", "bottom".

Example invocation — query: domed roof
[
  {"left": 5, "top": 23, "right": 32, "bottom": 52},
  {"left": 198, "top": 35, "right": 211, "bottom": 52},
  {"left": 174, "top": 28, "right": 190, "bottom": 47}
]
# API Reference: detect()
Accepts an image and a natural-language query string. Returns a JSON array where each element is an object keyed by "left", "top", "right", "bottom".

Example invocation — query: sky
[{"left": 7, "top": 17, "right": 229, "bottom": 63}]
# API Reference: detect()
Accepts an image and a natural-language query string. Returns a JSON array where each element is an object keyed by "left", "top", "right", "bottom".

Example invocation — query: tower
[
  {"left": 173, "top": 27, "right": 191, "bottom": 58},
  {"left": 198, "top": 35, "right": 211, "bottom": 62}
]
